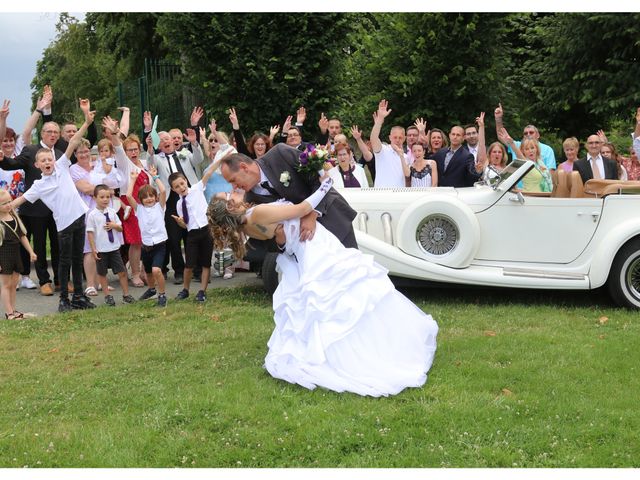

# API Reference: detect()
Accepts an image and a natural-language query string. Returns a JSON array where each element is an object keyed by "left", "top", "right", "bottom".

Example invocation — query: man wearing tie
[
  {"left": 573, "top": 134, "right": 618, "bottom": 184},
  {"left": 220, "top": 143, "right": 357, "bottom": 249},
  {"left": 433, "top": 126, "right": 485, "bottom": 188},
  {"left": 147, "top": 130, "right": 204, "bottom": 284}
]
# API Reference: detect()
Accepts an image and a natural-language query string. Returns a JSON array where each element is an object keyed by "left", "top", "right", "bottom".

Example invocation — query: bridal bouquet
[{"left": 297, "top": 144, "right": 335, "bottom": 176}]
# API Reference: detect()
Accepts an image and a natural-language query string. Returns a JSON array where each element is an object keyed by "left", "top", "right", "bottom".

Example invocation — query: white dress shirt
[
  {"left": 176, "top": 180, "right": 209, "bottom": 231},
  {"left": 86, "top": 206, "right": 124, "bottom": 252},
  {"left": 22, "top": 154, "right": 89, "bottom": 231},
  {"left": 587, "top": 154, "right": 605, "bottom": 178},
  {"left": 136, "top": 202, "right": 168, "bottom": 246}
]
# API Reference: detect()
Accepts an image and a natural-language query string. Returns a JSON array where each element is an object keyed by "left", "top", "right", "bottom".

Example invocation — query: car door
[{"left": 474, "top": 193, "right": 602, "bottom": 263}]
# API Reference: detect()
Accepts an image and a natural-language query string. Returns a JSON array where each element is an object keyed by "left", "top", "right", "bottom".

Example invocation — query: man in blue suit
[{"left": 433, "top": 126, "right": 486, "bottom": 187}]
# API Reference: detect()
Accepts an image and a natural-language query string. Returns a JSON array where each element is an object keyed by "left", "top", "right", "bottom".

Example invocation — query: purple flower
[
  {"left": 306, "top": 143, "right": 315, "bottom": 152},
  {"left": 299, "top": 152, "right": 308, "bottom": 165}
]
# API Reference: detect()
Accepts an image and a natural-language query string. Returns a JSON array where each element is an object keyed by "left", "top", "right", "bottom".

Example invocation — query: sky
[{"left": 0, "top": 12, "right": 84, "bottom": 130}]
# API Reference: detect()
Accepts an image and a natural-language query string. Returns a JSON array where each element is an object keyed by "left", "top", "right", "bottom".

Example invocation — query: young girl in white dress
[{"left": 207, "top": 178, "right": 438, "bottom": 397}]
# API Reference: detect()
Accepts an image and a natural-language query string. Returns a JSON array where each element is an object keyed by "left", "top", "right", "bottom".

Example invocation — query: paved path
[{"left": 13, "top": 270, "right": 264, "bottom": 318}]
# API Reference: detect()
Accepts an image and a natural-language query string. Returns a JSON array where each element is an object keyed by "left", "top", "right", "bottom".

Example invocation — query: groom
[{"left": 220, "top": 143, "right": 358, "bottom": 249}]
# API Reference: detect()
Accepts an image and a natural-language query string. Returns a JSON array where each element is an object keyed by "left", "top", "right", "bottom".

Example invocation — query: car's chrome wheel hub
[
  {"left": 417, "top": 215, "right": 458, "bottom": 255},
  {"left": 625, "top": 255, "right": 640, "bottom": 300}
]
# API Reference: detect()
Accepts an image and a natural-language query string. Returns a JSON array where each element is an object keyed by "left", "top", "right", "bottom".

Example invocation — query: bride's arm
[{"left": 248, "top": 178, "right": 333, "bottom": 226}]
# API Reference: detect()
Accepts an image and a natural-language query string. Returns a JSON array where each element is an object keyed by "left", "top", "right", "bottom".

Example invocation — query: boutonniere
[
  {"left": 176, "top": 148, "right": 188, "bottom": 161},
  {"left": 280, "top": 171, "right": 291, "bottom": 187}
]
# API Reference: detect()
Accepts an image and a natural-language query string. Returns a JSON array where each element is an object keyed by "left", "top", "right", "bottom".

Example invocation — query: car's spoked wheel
[
  {"left": 417, "top": 215, "right": 459, "bottom": 255},
  {"left": 608, "top": 239, "right": 640, "bottom": 309}
]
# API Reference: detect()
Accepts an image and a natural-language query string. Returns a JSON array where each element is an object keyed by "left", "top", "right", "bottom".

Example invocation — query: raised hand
[
  {"left": 318, "top": 112, "right": 329, "bottom": 132},
  {"left": 476, "top": 112, "right": 485, "bottom": 128},
  {"left": 375, "top": 99, "right": 391, "bottom": 124},
  {"left": 494, "top": 102, "right": 503, "bottom": 118},
  {"left": 0, "top": 99, "right": 9, "bottom": 120},
  {"left": 199, "top": 126, "right": 207, "bottom": 140},
  {"left": 36, "top": 89, "right": 52, "bottom": 111},
  {"left": 102, "top": 116, "right": 118, "bottom": 134},
  {"left": 209, "top": 118, "right": 217, "bottom": 134},
  {"left": 269, "top": 124, "right": 280, "bottom": 138},
  {"left": 145, "top": 133, "right": 154, "bottom": 152},
  {"left": 282, "top": 115, "right": 293, "bottom": 133},
  {"left": 184, "top": 127, "right": 197, "bottom": 144},
  {"left": 414, "top": 117, "right": 427, "bottom": 133},
  {"left": 117, "top": 106, "right": 130, "bottom": 113},
  {"left": 350, "top": 125, "right": 362, "bottom": 140},
  {"left": 190, "top": 106, "right": 204, "bottom": 126},
  {"left": 296, "top": 106, "right": 307, "bottom": 124},
  {"left": 228, "top": 107, "right": 239, "bottom": 130},
  {"left": 43, "top": 85, "right": 52, "bottom": 106},
  {"left": 497, "top": 126, "right": 512, "bottom": 145},
  {"left": 596, "top": 129, "right": 608, "bottom": 144},
  {"left": 143, "top": 110, "right": 153, "bottom": 131}
]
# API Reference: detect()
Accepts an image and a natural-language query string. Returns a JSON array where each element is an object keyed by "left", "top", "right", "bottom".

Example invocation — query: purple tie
[
  {"left": 181, "top": 196, "right": 189, "bottom": 224},
  {"left": 104, "top": 212, "right": 114, "bottom": 242}
]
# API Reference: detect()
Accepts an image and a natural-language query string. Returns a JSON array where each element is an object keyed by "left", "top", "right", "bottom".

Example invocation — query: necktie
[
  {"left": 171, "top": 153, "right": 191, "bottom": 187},
  {"left": 181, "top": 196, "right": 189, "bottom": 224},
  {"left": 444, "top": 149, "right": 454, "bottom": 171},
  {"left": 591, "top": 158, "right": 602, "bottom": 179},
  {"left": 260, "top": 181, "right": 281, "bottom": 198},
  {"left": 104, "top": 212, "right": 114, "bottom": 242}
]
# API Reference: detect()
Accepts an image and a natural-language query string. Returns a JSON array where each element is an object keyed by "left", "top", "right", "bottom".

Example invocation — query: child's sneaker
[
  {"left": 122, "top": 294, "right": 136, "bottom": 304},
  {"left": 175, "top": 288, "right": 189, "bottom": 300},
  {"left": 104, "top": 295, "right": 116, "bottom": 306},
  {"left": 156, "top": 293, "right": 167, "bottom": 307},
  {"left": 195, "top": 290, "right": 206, "bottom": 302},
  {"left": 139, "top": 288, "right": 157, "bottom": 300}
]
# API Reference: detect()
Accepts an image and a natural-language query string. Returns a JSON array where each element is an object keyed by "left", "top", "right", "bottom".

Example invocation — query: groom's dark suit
[
  {"left": 432, "top": 145, "right": 481, "bottom": 188},
  {"left": 573, "top": 156, "right": 618, "bottom": 184},
  {"left": 244, "top": 143, "right": 358, "bottom": 249}
]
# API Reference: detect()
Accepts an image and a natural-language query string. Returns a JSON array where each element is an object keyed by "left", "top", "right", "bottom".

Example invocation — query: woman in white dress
[{"left": 207, "top": 178, "right": 438, "bottom": 397}]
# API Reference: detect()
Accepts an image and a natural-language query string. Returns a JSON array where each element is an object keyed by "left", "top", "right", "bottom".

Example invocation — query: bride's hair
[{"left": 207, "top": 198, "right": 247, "bottom": 260}]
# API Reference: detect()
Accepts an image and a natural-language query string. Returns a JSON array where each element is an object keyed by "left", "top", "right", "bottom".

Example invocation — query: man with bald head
[
  {"left": 573, "top": 134, "right": 618, "bottom": 183},
  {"left": 432, "top": 125, "right": 486, "bottom": 188},
  {"left": 370, "top": 99, "right": 409, "bottom": 187}
]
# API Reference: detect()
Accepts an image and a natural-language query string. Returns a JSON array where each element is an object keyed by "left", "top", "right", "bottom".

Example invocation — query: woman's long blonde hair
[{"left": 207, "top": 198, "right": 248, "bottom": 260}]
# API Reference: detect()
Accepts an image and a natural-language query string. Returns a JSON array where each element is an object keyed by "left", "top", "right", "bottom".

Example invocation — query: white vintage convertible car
[{"left": 339, "top": 159, "right": 640, "bottom": 309}]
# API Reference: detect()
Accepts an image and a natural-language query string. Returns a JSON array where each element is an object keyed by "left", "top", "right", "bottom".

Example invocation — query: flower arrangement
[{"left": 297, "top": 144, "right": 335, "bottom": 177}]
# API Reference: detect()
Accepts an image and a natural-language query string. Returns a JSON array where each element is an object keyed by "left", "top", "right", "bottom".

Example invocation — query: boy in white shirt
[
  {"left": 10, "top": 114, "right": 96, "bottom": 313},
  {"left": 169, "top": 162, "right": 216, "bottom": 302},
  {"left": 126, "top": 168, "right": 168, "bottom": 307},
  {"left": 86, "top": 184, "right": 135, "bottom": 306}
]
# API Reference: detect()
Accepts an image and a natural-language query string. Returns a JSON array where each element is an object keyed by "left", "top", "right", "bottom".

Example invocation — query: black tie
[
  {"left": 260, "top": 181, "right": 281, "bottom": 198},
  {"left": 181, "top": 196, "right": 189, "bottom": 224},
  {"left": 170, "top": 153, "right": 191, "bottom": 187}
]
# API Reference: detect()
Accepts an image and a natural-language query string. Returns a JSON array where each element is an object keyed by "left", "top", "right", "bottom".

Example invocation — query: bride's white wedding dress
[{"left": 260, "top": 206, "right": 438, "bottom": 397}]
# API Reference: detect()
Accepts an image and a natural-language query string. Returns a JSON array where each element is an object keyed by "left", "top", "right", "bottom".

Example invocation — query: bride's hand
[{"left": 299, "top": 211, "right": 318, "bottom": 242}]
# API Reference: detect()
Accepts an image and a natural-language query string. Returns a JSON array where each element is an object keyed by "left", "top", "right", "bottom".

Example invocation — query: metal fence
[{"left": 117, "top": 58, "right": 200, "bottom": 136}]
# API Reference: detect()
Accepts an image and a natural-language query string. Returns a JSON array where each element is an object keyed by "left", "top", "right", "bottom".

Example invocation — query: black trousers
[
  {"left": 57, "top": 215, "right": 85, "bottom": 298},
  {"left": 163, "top": 192, "right": 186, "bottom": 276},
  {"left": 21, "top": 214, "right": 60, "bottom": 286}
]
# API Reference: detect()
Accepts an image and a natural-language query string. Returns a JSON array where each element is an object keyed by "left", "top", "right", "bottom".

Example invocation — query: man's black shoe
[
  {"left": 71, "top": 294, "right": 97, "bottom": 310},
  {"left": 58, "top": 297, "right": 73, "bottom": 313}
]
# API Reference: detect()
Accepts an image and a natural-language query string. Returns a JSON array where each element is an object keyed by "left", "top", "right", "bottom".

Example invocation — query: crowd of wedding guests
[{"left": 1, "top": 85, "right": 639, "bottom": 318}]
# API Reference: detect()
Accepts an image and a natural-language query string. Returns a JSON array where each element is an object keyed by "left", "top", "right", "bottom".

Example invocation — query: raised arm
[
  {"left": 101, "top": 116, "right": 122, "bottom": 147},
  {"left": 370, "top": 99, "right": 391, "bottom": 154},
  {"left": 390, "top": 143, "right": 410, "bottom": 178},
  {"left": 0, "top": 99, "right": 9, "bottom": 144},
  {"left": 64, "top": 112, "right": 94, "bottom": 159},
  {"left": 249, "top": 177, "right": 334, "bottom": 227},
  {"left": 475, "top": 112, "right": 488, "bottom": 172},
  {"left": 497, "top": 127, "right": 523, "bottom": 159},
  {"left": 351, "top": 125, "right": 372, "bottom": 162},
  {"left": 494, "top": 102, "right": 505, "bottom": 139},
  {"left": 118, "top": 106, "right": 130, "bottom": 137},
  {"left": 634, "top": 107, "right": 640, "bottom": 140}
]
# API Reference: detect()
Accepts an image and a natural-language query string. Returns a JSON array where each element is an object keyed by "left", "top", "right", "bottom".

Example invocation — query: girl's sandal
[{"left": 11, "top": 311, "right": 25, "bottom": 319}]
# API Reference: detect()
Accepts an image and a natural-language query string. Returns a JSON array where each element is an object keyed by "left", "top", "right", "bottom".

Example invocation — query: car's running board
[{"left": 502, "top": 268, "right": 586, "bottom": 280}]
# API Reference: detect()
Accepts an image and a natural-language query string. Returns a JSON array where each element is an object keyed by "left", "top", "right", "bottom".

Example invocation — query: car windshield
[{"left": 491, "top": 159, "right": 529, "bottom": 188}]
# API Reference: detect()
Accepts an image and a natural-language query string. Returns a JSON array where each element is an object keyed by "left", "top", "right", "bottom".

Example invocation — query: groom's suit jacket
[
  {"left": 244, "top": 143, "right": 358, "bottom": 248},
  {"left": 432, "top": 145, "right": 481, "bottom": 188}
]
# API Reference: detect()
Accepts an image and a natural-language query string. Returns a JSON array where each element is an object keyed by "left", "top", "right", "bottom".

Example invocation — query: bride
[{"left": 207, "top": 178, "right": 438, "bottom": 397}]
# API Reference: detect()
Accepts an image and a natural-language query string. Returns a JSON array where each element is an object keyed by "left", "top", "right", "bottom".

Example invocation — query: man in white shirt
[
  {"left": 370, "top": 99, "right": 409, "bottom": 188},
  {"left": 572, "top": 134, "right": 618, "bottom": 183},
  {"left": 464, "top": 124, "right": 479, "bottom": 160}
]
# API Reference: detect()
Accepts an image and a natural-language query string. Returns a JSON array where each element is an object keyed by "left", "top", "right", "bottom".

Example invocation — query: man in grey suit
[
  {"left": 220, "top": 143, "right": 357, "bottom": 249},
  {"left": 573, "top": 134, "right": 618, "bottom": 183}
]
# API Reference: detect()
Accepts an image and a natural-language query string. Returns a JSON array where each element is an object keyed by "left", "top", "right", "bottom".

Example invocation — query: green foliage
[
  {"left": 155, "top": 13, "right": 355, "bottom": 137},
  {"left": 516, "top": 13, "right": 640, "bottom": 139}
]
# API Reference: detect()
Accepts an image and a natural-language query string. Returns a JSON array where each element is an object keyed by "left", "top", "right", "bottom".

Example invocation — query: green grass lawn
[{"left": 1, "top": 285, "right": 639, "bottom": 467}]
